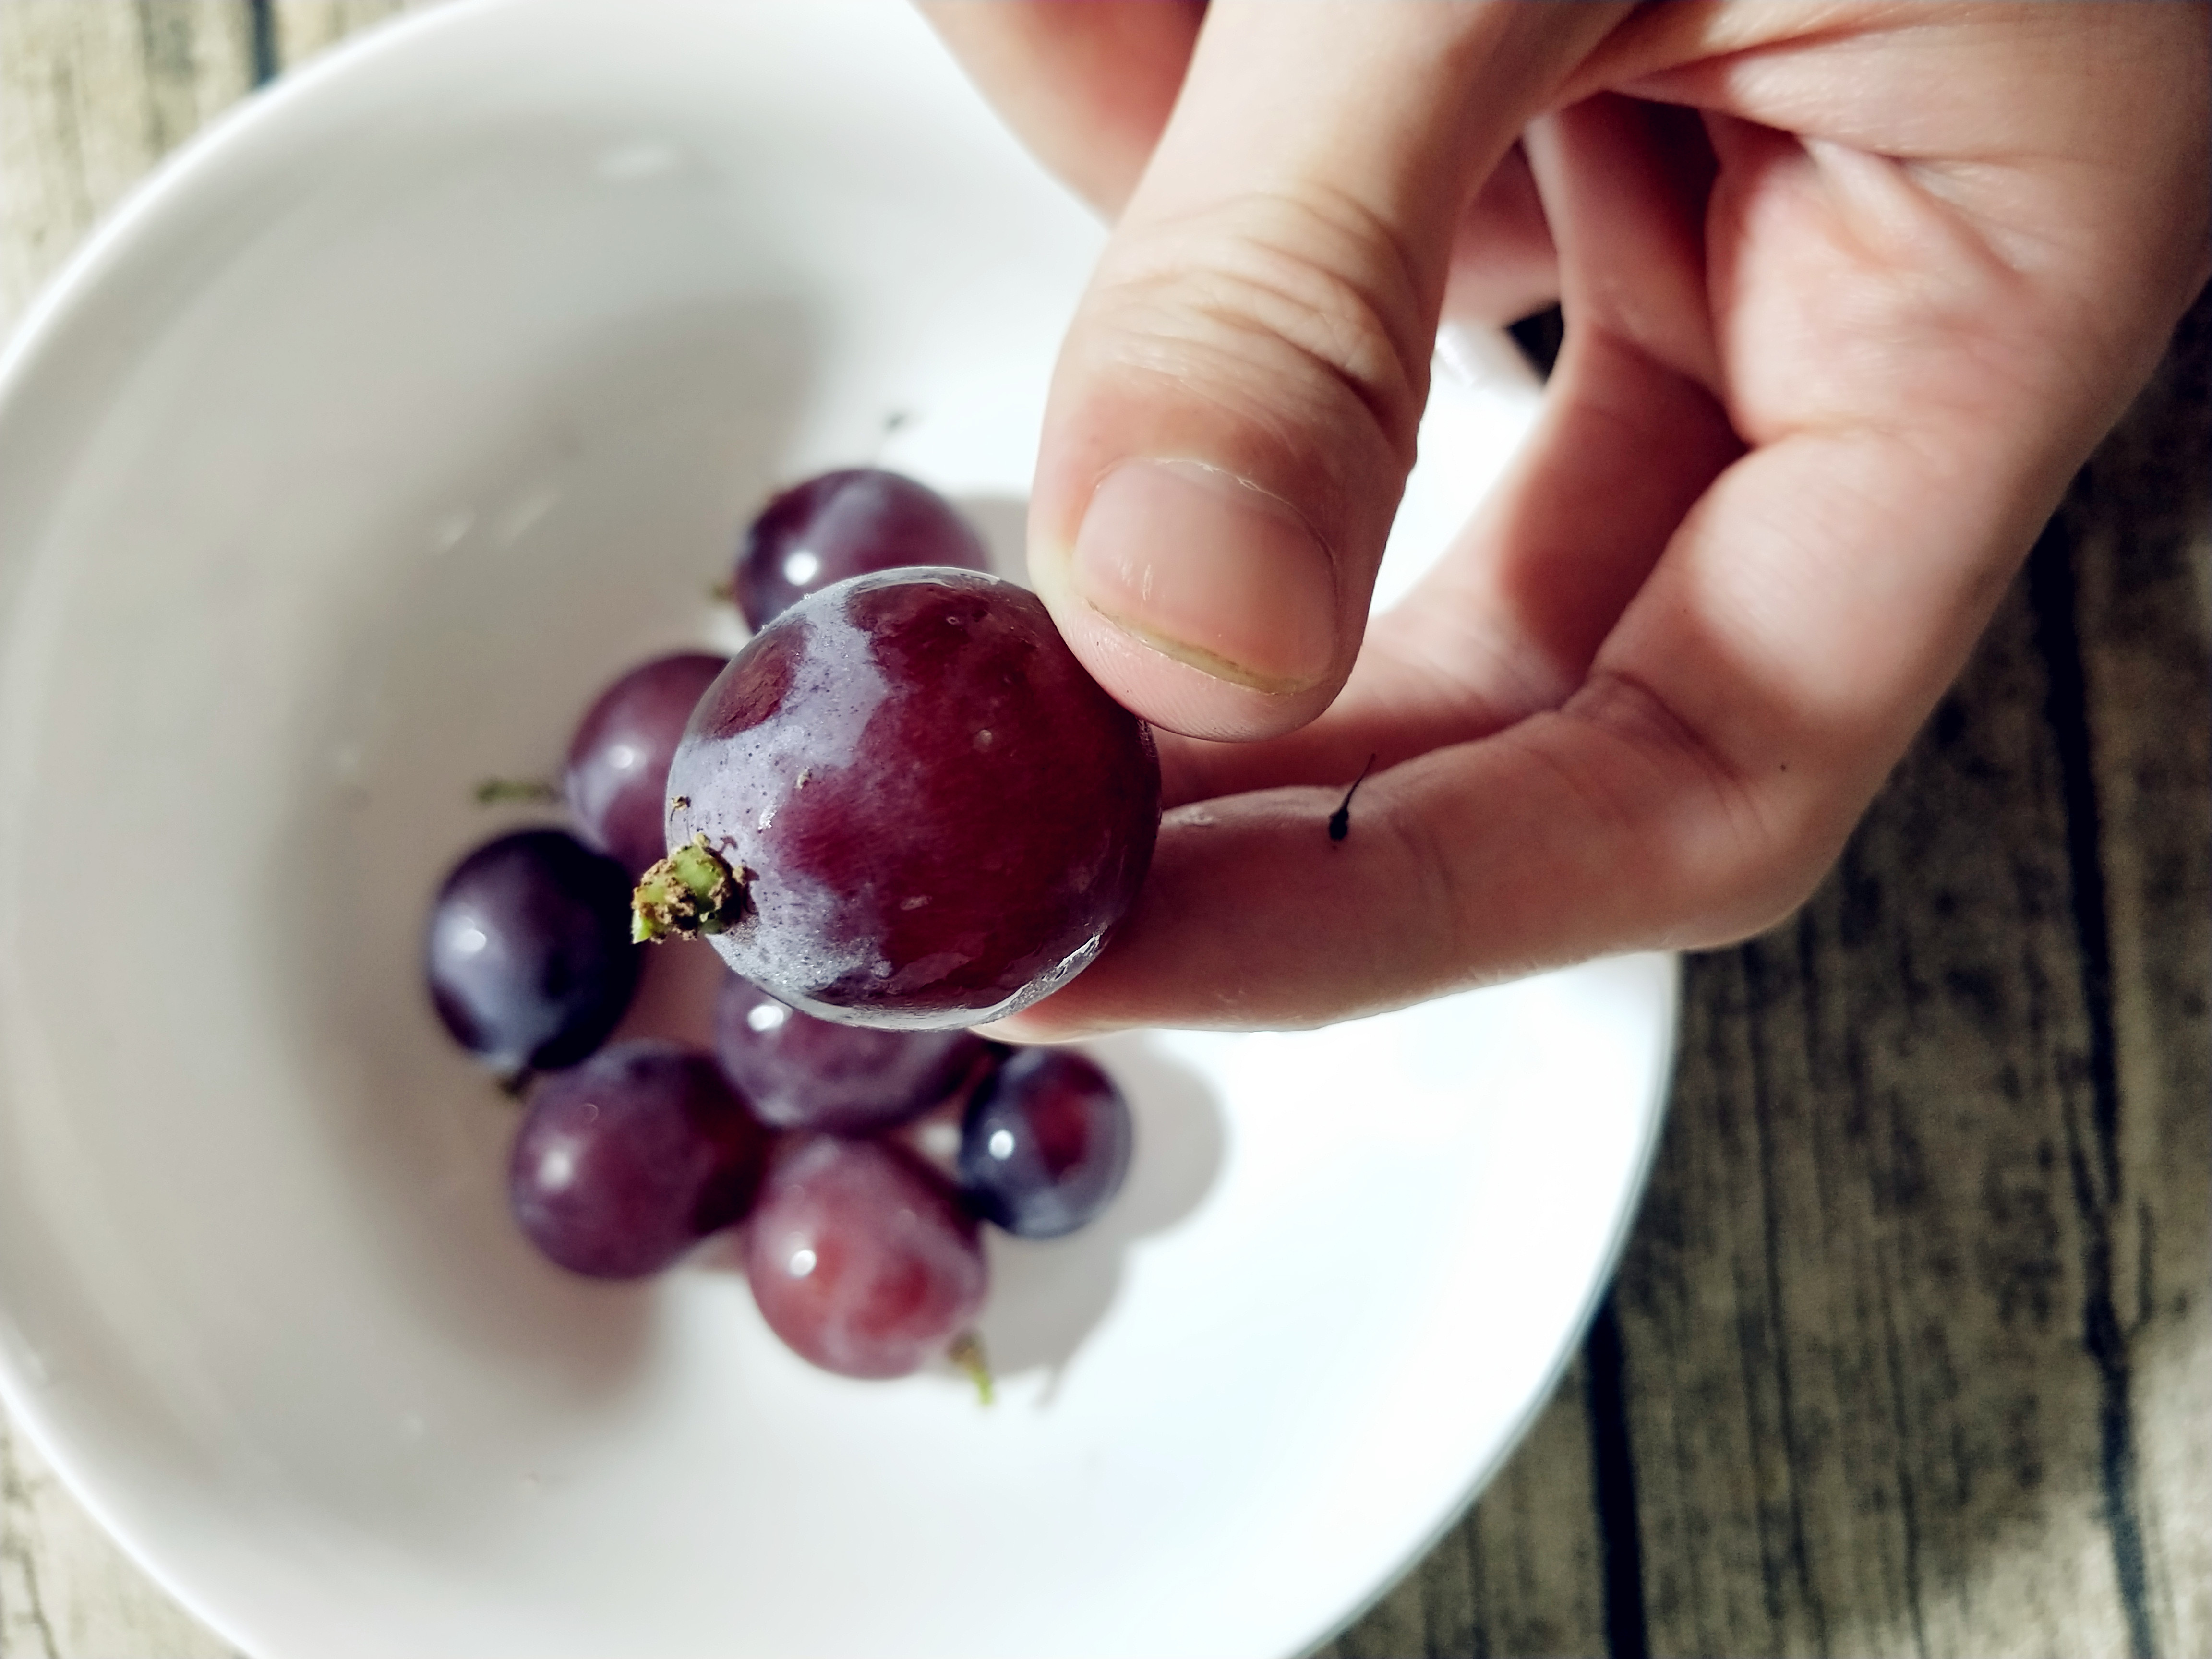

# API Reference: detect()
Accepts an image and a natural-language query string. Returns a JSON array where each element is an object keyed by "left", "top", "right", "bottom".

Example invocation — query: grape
[
  {"left": 427, "top": 829, "right": 640, "bottom": 1079},
  {"left": 743, "top": 1135, "right": 986, "bottom": 1378},
  {"left": 734, "top": 468, "right": 990, "bottom": 631},
  {"left": 958, "top": 1048, "right": 1132, "bottom": 1238},
  {"left": 565, "top": 652, "right": 727, "bottom": 876},
  {"left": 713, "top": 975, "right": 994, "bottom": 1133},
  {"left": 509, "top": 1040, "right": 771, "bottom": 1278},
  {"left": 649, "top": 568, "right": 1160, "bottom": 1028}
]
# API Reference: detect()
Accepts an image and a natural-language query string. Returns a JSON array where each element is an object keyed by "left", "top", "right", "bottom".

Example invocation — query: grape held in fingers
[{"left": 643, "top": 568, "right": 1160, "bottom": 1029}]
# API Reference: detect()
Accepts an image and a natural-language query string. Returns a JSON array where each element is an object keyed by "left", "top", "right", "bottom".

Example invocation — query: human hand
[{"left": 922, "top": 2, "right": 2210, "bottom": 1035}]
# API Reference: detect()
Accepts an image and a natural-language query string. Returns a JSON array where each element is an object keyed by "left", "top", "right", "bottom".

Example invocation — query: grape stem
[
  {"left": 948, "top": 1331, "right": 995, "bottom": 1406},
  {"left": 1328, "top": 754, "right": 1378, "bottom": 843},
  {"left": 473, "top": 777, "right": 560, "bottom": 805},
  {"left": 631, "top": 834, "right": 746, "bottom": 942}
]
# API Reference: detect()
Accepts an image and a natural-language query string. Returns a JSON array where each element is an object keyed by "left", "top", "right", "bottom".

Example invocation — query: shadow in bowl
[{"left": 972, "top": 1031, "right": 1227, "bottom": 1390}]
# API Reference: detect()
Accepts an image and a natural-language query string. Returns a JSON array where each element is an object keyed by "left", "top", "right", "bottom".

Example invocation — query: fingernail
[{"left": 1070, "top": 459, "right": 1337, "bottom": 694}]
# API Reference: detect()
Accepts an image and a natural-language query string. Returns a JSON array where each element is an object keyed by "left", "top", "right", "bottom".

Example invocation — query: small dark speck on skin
[
  {"left": 670, "top": 795, "right": 689, "bottom": 811},
  {"left": 1328, "top": 753, "right": 1379, "bottom": 844}
]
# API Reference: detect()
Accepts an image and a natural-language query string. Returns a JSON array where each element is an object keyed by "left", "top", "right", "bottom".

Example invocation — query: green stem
[
  {"left": 949, "top": 1331, "right": 995, "bottom": 1407},
  {"left": 631, "top": 834, "right": 745, "bottom": 942}
]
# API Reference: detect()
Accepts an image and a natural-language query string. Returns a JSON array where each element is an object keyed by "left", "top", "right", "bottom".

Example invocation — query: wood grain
[
  {"left": 0, "top": 0, "right": 254, "bottom": 339},
  {"left": 1315, "top": 1359, "right": 1611, "bottom": 1659}
]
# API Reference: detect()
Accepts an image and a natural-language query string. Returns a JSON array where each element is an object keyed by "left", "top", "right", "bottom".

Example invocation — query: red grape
[
  {"left": 509, "top": 1040, "right": 771, "bottom": 1279},
  {"left": 427, "top": 829, "right": 640, "bottom": 1080},
  {"left": 958, "top": 1048, "right": 1132, "bottom": 1238},
  {"left": 734, "top": 468, "right": 989, "bottom": 630},
  {"left": 649, "top": 568, "right": 1160, "bottom": 1028},
  {"left": 743, "top": 1135, "right": 986, "bottom": 1378},
  {"left": 565, "top": 652, "right": 727, "bottom": 876},
  {"left": 713, "top": 975, "right": 994, "bottom": 1133}
]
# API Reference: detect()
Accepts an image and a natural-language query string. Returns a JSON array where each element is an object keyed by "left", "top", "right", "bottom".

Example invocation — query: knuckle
[
  {"left": 1089, "top": 185, "right": 1434, "bottom": 469},
  {"left": 1548, "top": 668, "right": 1854, "bottom": 950}
]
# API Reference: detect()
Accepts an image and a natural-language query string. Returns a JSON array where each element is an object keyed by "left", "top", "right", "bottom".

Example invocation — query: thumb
[{"left": 1027, "top": 1, "right": 1624, "bottom": 741}]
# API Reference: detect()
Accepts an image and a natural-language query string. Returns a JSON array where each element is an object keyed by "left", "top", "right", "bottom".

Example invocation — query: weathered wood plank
[
  {"left": 1610, "top": 294, "right": 2209, "bottom": 1659},
  {"left": 270, "top": 0, "right": 437, "bottom": 69},
  {"left": 2058, "top": 288, "right": 2211, "bottom": 1659},
  {"left": 0, "top": 4, "right": 259, "bottom": 1654},
  {"left": 0, "top": 1429, "right": 240, "bottom": 1659},
  {"left": 1318, "top": 1357, "right": 1612, "bottom": 1659},
  {"left": 0, "top": 0, "right": 255, "bottom": 339}
]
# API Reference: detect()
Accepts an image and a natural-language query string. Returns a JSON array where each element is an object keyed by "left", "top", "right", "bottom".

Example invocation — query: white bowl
[{"left": 0, "top": 3, "right": 1673, "bottom": 1655}]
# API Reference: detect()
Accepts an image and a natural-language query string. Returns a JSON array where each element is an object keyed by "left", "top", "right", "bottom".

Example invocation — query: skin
[{"left": 919, "top": 2, "right": 2212, "bottom": 1037}]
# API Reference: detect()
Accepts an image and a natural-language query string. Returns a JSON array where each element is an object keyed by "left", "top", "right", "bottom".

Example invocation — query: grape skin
[
  {"left": 744, "top": 1135, "right": 987, "bottom": 1379},
  {"left": 565, "top": 652, "right": 727, "bottom": 876},
  {"left": 734, "top": 468, "right": 990, "bottom": 630},
  {"left": 958, "top": 1048, "right": 1133, "bottom": 1238},
  {"left": 664, "top": 568, "right": 1160, "bottom": 1028},
  {"left": 509, "top": 1040, "right": 772, "bottom": 1279},
  {"left": 713, "top": 975, "right": 995, "bottom": 1133},
  {"left": 426, "top": 829, "right": 640, "bottom": 1079}
]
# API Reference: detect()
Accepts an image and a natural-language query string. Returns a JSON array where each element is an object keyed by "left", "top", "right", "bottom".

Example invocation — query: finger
[
  {"left": 1026, "top": 1, "right": 1631, "bottom": 742},
  {"left": 1147, "top": 94, "right": 1738, "bottom": 807},
  {"left": 918, "top": 2, "right": 1203, "bottom": 216},
  {"left": 1440, "top": 144, "right": 1561, "bottom": 331},
  {"left": 1006, "top": 121, "right": 2137, "bottom": 1036},
  {"left": 1000, "top": 415, "right": 2061, "bottom": 1038}
]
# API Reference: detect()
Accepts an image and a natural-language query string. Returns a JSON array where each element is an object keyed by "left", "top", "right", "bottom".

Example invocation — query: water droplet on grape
[{"left": 787, "top": 1247, "right": 817, "bottom": 1277}]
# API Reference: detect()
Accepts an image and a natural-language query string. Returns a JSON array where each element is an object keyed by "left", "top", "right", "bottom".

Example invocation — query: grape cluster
[{"left": 419, "top": 469, "right": 1144, "bottom": 1383}]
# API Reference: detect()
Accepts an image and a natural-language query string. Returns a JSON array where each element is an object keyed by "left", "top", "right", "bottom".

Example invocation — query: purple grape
[
  {"left": 509, "top": 1041, "right": 771, "bottom": 1278},
  {"left": 713, "top": 976, "right": 994, "bottom": 1133},
  {"left": 647, "top": 568, "right": 1160, "bottom": 1029},
  {"left": 733, "top": 468, "right": 990, "bottom": 630},
  {"left": 427, "top": 829, "right": 640, "bottom": 1079},
  {"left": 958, "top": 1048, "right": 1132, "bottom": 1238},
  {"left": 743, "top": 1135, "right": 986, "bottom": 1378},
  {"left": 565, "top": 652, "right": 727, "bottom": 876}
]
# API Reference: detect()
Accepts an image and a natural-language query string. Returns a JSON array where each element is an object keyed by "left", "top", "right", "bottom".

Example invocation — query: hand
[{"left": 923, "top": 2, "right": 2210, "bottom": 1035}]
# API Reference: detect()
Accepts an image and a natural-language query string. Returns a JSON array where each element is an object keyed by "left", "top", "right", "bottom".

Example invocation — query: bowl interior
[{"left": 0, "top": 4, "right": 1669, "bottom": 1656}]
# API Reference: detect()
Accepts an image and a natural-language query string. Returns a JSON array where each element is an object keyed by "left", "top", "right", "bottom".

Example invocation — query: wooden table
[{"left": 2, "top": 6, "right": 2204, "bottom": 1656}]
